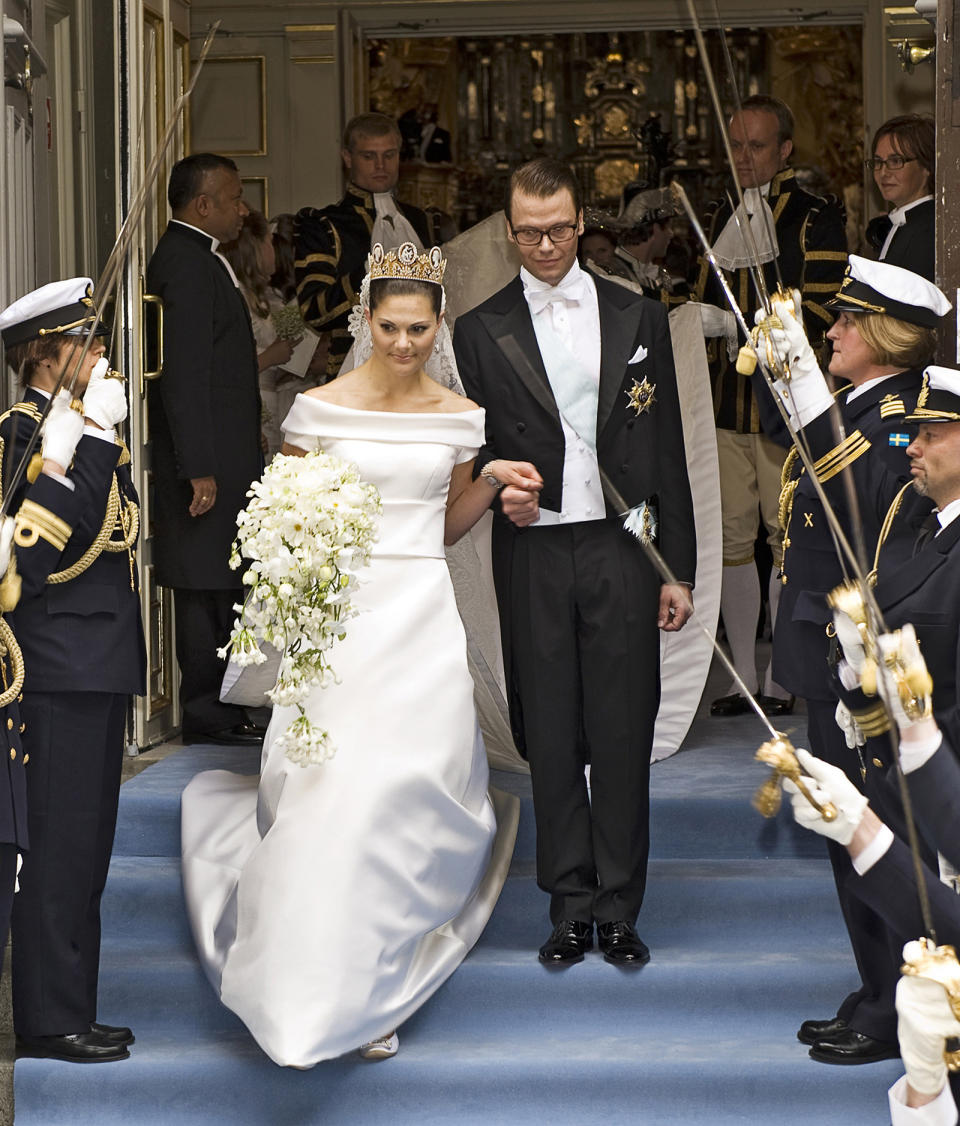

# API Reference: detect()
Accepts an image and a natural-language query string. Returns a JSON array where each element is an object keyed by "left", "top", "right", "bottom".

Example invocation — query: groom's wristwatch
[{"left": 480, "top": 461, "right": 505, "bottom": 489}]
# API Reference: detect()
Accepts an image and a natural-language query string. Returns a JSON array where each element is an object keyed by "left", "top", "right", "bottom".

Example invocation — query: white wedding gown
[{"left": 180, "top": 395, "right": 519, "bottom": 1068}]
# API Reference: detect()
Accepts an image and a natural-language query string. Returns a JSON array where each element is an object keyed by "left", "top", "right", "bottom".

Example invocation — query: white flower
[{"left": 223, "top": 450, "right": 381, "bottom": 765}]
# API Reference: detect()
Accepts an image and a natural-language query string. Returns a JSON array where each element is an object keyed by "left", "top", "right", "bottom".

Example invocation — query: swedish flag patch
[{"left": 888, "top": 432, "right": 910, "bottom": 448}]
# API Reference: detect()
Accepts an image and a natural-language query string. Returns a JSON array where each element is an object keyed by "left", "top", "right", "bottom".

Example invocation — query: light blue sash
[{"left": 531, "top": 314, "right": 599, "bottom": 452}]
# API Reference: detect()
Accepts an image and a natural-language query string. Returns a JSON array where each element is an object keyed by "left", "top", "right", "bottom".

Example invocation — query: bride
[{"left": 180, "top": 243, "right": 531, "bottom": 1068}]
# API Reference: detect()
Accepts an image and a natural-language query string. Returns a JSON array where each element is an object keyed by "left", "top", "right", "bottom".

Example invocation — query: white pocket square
[{"left": 628, "top": 344, "right": 648, "bottom": 365}]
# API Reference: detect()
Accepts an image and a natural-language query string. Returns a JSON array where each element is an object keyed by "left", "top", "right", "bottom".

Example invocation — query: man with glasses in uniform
[{"left": 454, "top": 157, "right": 696, "bottom": 971}]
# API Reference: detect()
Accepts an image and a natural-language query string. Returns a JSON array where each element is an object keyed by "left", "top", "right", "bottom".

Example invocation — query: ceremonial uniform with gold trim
[
  {"left": 1, "top": 390, "right": 146, "bottom": 1039},
  {"left": 294, "top": 185, "right": 430, "bottom": 380},
  {"left": 767, "top": 370, "right": 924, "bottom": 1045}
]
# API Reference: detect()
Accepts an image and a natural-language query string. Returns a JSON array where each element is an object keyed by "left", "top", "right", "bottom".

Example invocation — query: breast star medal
[{"left": 626, "top": 377, "right": 656, "bottom": 416}]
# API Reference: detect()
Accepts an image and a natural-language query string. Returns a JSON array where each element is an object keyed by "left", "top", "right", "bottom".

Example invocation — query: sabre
[
  {"left": 596, "top": 467, "right": 836, "bottom": 823},
  {"left": 0, "top": 22, "right": 222, "bottom": 518}
]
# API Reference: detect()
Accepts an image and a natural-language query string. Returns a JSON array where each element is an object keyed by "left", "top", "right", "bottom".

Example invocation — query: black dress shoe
[
  {"left": 797, "top": 1016, "right": 847, "bottom": 1045},
  {"left": 187, "top": 723, "right": 264, "bottom": 746},
  {"left": 808, "top": 1029, "right": 900, "bottom": 1065},
  {"left": 597, "top": 921, "right": 650, "bottom": 966},
  {"left": 16, "top": 1031, "right": 130, "bottom": 1063},
  {"left": 710, "top": 692, "right": 753, "bottom": 717},
  {"left": 538, "top": 920, "right": 593, "bottom": 966},
  {"left": 91, "top": 1021, "right": 135, "bottom": 1046},
  {"left": 756, "top": 694, "right": 795, "bottom": 717}
]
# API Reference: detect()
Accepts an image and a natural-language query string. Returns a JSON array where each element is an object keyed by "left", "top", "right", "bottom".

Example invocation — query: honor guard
[
  {"left": 0, "top": 278, "right": 146, "bottom": 1063},
  {"left": 750, "top": 259, "right": 951, "bottom": 1065}
]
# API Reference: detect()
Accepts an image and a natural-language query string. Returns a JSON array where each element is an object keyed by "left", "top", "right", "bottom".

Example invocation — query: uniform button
[
  {"left": 22, "top": 754, "right": 28, "bottom": 765},
  {"left": 19, "top": 723, "right": 24, "bottom": 733},
  {"left": 781, "top": 575, "right": 788, "bottom": 585},
  {"left": 9, "top": 748, "right": 14, "bottom": 761},
  {"left": 872, "top": 757, "right": 883, "bottom": 768},
  {"left": 17, "top": 694, "right": 22, "bottom": 703},
  {"left": 516, "top": 422, "right": 526, "bottom": 433},
  {"left": 5, "top": 718, "right": 11, "bottom": 730}
]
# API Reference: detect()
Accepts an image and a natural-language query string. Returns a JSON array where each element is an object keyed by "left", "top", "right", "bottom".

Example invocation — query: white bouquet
[{"left": 220, "top": 450, "right": 381, "bottom": 766}]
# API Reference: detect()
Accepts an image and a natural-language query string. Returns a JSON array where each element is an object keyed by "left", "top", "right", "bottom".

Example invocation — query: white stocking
[{"left": 719, "top": 562, "right": 760, "bottom": 695}]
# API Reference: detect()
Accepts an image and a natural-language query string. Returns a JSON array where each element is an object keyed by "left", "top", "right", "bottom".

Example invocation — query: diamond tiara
[{"left": 368, "top": 242, "right": 446, "bottom": 285}]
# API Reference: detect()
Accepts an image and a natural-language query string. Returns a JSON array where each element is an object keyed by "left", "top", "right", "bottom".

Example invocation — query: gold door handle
[{"left": 140, "top": 275, "right": 164, "bottom": 390}]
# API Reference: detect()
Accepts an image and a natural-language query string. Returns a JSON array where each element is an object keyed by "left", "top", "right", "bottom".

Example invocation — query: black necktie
[{"left": 913, "top": 512, "right": 940, "bottom": 554}]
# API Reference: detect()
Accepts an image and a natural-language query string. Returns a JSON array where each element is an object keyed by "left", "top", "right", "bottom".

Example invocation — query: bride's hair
[{"left": 369, "top": 277, "right": 442, "bottom": 318}]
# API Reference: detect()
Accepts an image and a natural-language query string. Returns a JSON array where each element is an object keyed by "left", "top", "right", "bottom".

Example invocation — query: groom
[{"left": 454, "top": 157, "right": 696, "bottom": 966}]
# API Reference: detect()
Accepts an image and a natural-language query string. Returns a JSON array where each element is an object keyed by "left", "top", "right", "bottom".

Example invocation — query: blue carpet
[{"left": 14, "top": 699, "right": 907, "bottom": 1124}]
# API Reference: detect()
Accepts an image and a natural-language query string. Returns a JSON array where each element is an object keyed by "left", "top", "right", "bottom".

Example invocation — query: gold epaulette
[
  {"left": 0, "top": 402, "right": 45, "bottom": 507},
  {"left": 115, "top": 439, "right": 131, "bottom": 467},
  {"left": 879, "top": 394, "right": 907, "bottom": 419},
  {"left": 812, "top": 430, "right": 871, "bottom": 483},
  {"left": 14, "top": 499, "right": 72, "bottom": 552},
  {"left": 849, "top": 701, "right": 891, "bottom": 738}
]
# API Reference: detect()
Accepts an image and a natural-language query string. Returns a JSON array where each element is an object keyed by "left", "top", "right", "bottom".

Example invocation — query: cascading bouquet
[{"left": 219, "top": 451, "right": 381, "bottom": 766}]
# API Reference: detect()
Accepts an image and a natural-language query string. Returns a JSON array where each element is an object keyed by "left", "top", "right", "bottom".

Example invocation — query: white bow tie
[
  {"left": 525, "top": 274, "right": 586, "bottom": 316},
  {"left": 888, "top": 205, "right": 908, "bottom": 228}
]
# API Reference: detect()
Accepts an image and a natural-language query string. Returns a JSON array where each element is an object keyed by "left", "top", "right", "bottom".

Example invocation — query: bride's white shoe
[{"left": 358, "top": 1031, "right": 399, "bottom": 1060}]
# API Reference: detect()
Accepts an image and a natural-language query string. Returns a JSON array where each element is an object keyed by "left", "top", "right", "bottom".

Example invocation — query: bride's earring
[{"left": 433, "top": 337, "right": 441, "bottom": 354}]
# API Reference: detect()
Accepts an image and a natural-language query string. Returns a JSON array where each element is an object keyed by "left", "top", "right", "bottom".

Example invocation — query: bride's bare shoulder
[
  {"left": 304, "top": 373, "right": 361, "bottom": 404},
  {"left": 434, "top": 385, "right": 480, "bottom": 413}
]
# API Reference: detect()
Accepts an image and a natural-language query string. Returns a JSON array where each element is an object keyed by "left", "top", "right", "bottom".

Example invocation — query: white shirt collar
[
  {"left": 936, "top": 495, "right": 960, "bottom": 531},
  {"left": 171, "top": 218, "right": 220, "bottom": 253},
  {"left": 520, "top": 258, "right": 584, "bottom": 294},
  {"left": 889, "top": 194, "right": 934, "bottom": 225},
  {"left": 844, "top": 372, "right": 900, "bottom": 404}
]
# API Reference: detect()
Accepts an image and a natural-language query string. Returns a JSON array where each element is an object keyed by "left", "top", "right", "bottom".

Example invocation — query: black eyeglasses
[
  {"left": 864, "top": 155, "right": 917, "bottom": 171},
  {"left": 509, "top": 223, "right": 579, "bottom": 246}
]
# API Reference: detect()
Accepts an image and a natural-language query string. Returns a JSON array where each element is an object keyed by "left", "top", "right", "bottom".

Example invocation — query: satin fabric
[{"left": 181, "top": 396, "right": 518, "bottom": 1067}]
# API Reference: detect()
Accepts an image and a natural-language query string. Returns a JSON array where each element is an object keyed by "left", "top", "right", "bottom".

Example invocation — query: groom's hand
[
  {"left": 500, "top": 462, "right": 543, "bottom": 527},
  {"left": 658, "top": 583, "right": 693, "bottom": 632}
]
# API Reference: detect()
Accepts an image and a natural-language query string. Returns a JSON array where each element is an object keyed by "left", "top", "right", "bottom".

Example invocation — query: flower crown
[{"left": 368, "top": 242, "right": 446, "bottom": 286}]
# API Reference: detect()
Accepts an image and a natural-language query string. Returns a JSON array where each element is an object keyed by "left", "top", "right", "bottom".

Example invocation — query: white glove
[
  {"left": 835, "top": 700, "right": 865, "bottom": 750},
  {"left": 693, "top": 303, "right": 738, "bottom": 362},
  {"left": 0, "top": 517, "right": 14, "bottom": 579},
  {"left": 82, "top": 357, "right": 127, "bottom": 430},
  {"left": 876, "top": 625, "right": 933, "bottom": 732},
  {"left": 897, "top": 962, "right": 960, "bottom": 1097},
  {"left": 783, "top": 747, "right": 868, "bottom": 845},
  {"left": 41, "top": 390, "right": 85, "bottom": 469},
  {"left": 754, "top": 292, "right": 833, "bottom": 427},
  {"left": 833, "top": 608, "right": 867, "bottom": 679}
]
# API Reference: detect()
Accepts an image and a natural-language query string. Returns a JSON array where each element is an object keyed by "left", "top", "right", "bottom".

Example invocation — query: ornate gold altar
[{"left": 368, "top": 28, "right": 863, "bottom": 233}]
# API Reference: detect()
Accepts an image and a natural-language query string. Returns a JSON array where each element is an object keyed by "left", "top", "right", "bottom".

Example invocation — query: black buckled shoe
[
  {"left": 187, "top": 722, "right": 265, "bottom": 746},
  {"left": 16, "top": 1030, "right": 130, "bottom": 1063},
  {"left": 538, "top": 920, "right": 593, "bottom": 966},
  {"left": 597, "top": 921, "right": 650, "bottom": 966},
  {"left": 797, "top": 1016, "right": 847, "bottom": 1045},
  {"left": 757, "top": 694, "right": 795, "bottom": 718},
  {"left": 709, "top": 692, "right": 753, "bottom": 717},
  {"left": 808, "top": 1029, "right": 900, "bottom": 1065},
  {"left": 91, "top": 1021, "right": 135, "bottom": 1046}
]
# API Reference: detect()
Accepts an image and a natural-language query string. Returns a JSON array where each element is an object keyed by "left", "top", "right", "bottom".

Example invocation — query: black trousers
[
  {"left": 506, "top": 521, "right": 660, "bottom": 926},
  {"left": 173, "top": 587, "right": 248, "bottom": 737},
  {"left": 0, "top": 844, "right": 18, "bottom": 980},
  {"left": 12, "top": 691, "right": 126, "bottom": 1036},
  {"left": 805, "top": 697, "right": 902, "bottom": 1042}
]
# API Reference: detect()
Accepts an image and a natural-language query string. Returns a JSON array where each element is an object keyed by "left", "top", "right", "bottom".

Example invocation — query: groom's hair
[{"left": 505, "top": 158, "right": 582, "bottom": 222}]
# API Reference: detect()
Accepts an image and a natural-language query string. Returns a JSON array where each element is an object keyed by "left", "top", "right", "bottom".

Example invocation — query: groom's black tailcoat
[{"left": 454, "top": 272, "right": 695, "bottom": 925}]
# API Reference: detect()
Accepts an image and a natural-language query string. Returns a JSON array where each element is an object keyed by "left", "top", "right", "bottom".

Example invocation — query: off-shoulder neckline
[{"left": 300, "top": 395, "right": 482, "bottom": 419}]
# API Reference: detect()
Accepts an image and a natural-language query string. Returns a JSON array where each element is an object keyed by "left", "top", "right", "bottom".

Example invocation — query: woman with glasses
[{"left": 865, "top": 114, "right": 934, "bottom": 279}]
